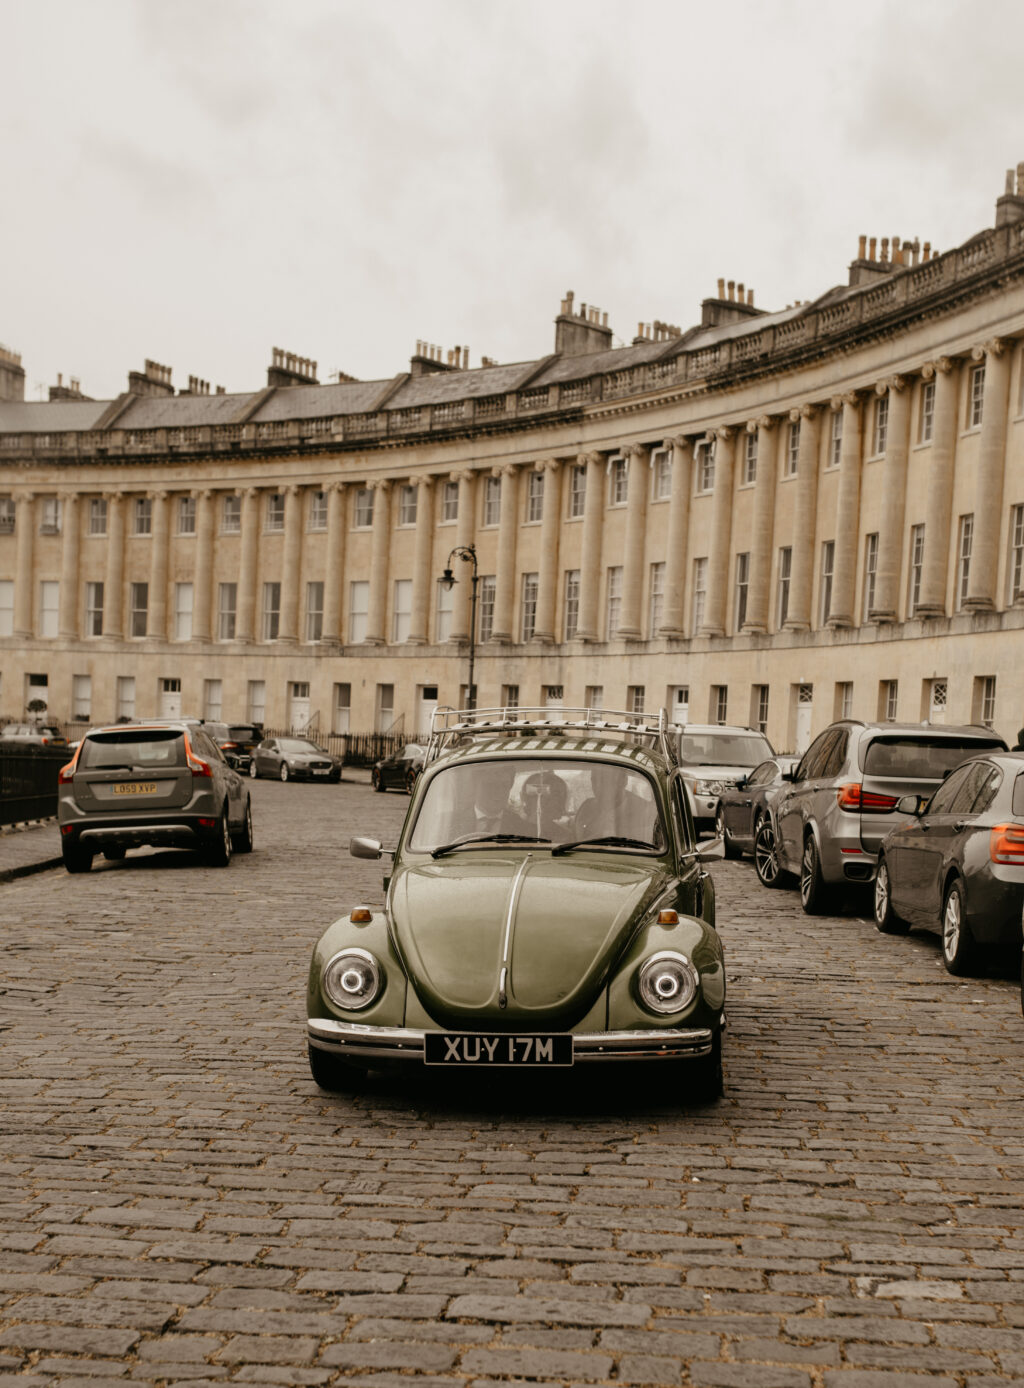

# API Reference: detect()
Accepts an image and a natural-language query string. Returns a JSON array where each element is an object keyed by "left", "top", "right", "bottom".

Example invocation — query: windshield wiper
[
  {"left": 430, "top": 833, "right": 548, "bottom": 858},
  {"left": 551, "top": 835, "right": 655, "bottom": 856}
]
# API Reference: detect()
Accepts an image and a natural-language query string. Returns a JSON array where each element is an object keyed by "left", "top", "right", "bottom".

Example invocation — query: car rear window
[
  {"left": 227, "top": 726, "right": 259, "bottom": 740},
  {"left": 863, "top": 735, "right": 1005, "bottom": 779},
  {"left": 79, "top": 730, "right": 186, "bottom": 770},
  {"left": 1013, "top": 772, "right": 1024, "bottom": 818}
]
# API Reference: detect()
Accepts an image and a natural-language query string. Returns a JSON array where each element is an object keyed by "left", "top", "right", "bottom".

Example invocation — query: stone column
[
  {"left": 576, "top": 452, "right": 604, "bottom": 641},
  {"left": 278, "top": 485, "right": 303, "bottom": 642},
  {"left": 533, "top": 459, "right": 563, "bottom": 643},
  {"left": 102, "top": 493, "right": 125, "bottom": 640},
  {"left": 699, "top": 427, "right": 736, "bottom": 637},
  {"left": 192, "top": 489, "right": 216, "bottom": 642},
  {"left": 917, "top": 358, "right": 958, "bottom": 616},
  {"left": 321, "top": 482, "right": 347, "bottom": 643},
  {"left": 491, "top": 465, "right": 520, "bottom": 642},
  {"left": 365, "top": 480, "right": 391, "bottom": 644},
  {"left": 449, "top": 470, "right": 476, "bottom": 643},
  {"left": 658, "top": 436, "right": 691, "bottom": 637},
  {"left": 147, "top": 491, "right": 170, "bottom": 640},
  {"left": 13, "top": 492, "right": 35, "bottom": 639},
  {"left": 869, "top": 377, "right": 911, "bottom": 622},
  {"left": 408, "top": 476, "right": 435, "bottom": 645},
  {"left": 236, "top": 487, "right": 260, "bottom": 643},
  {"left": 617, "top": 444, "right": 650, "bottom": 638},
  {"left": 826, "top": 393, "right": 863, "bottom": 628},
  {"left": 58, "top": 492, "right": 80, "bottom": 640},
  {"left": 783, "top": 406, "right": 821, "bottom": 631},
  {"left": 964, "top": 339, "right": 1013, "bottom": 612},
  {"left": 742, "top": 417, "right": 777, "bottom": 634}
]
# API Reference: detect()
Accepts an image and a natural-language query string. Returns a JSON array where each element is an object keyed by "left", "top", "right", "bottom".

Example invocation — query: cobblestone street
[{"left": 2, "top": 778, "right": 1023, "bottom": 1387}]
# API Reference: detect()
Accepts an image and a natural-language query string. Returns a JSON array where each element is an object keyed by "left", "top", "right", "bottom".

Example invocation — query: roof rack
[{"left": 426, "top": 706, "right": 679, "bottom": 767}]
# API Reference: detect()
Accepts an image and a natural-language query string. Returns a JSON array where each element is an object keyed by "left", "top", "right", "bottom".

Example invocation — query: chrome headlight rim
[
  {"left": 322, "top": 946, "right": 384, "bottom": 1012},
  {"left": 635, "top": 950, "right": 699, "bottom": 1016}
]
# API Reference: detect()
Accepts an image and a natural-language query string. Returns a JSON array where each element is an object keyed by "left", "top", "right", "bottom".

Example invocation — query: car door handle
[{"left": 952, "top": 821, "right": 968, "bottom": 832}]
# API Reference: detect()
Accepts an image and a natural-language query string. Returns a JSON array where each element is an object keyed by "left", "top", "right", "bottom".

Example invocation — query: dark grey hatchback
[
  {"left": 873, "top": 750, "right": 1024, "bottom": 974},
  {"left": 57, "top": 723, "right": 253, "bottom": 872}
]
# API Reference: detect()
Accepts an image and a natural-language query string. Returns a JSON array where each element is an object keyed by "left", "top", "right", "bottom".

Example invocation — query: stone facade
[{"left": 3, "top": 172, "right": 1024, "bottom": 749}]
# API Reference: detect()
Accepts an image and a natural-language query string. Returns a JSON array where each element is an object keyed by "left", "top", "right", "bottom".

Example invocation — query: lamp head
[{"left": 440, "top": 567, "right": 456, "bottom": 591}]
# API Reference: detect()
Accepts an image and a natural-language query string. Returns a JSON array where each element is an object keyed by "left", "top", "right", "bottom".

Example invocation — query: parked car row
[{"left": 713, "top": 718, "right": 1021, "bottom": 979}]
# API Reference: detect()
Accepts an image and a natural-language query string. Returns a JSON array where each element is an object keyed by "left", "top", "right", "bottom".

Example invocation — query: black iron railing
[{"left": 0, "top": 748, "right": 66, "bottom": 825}]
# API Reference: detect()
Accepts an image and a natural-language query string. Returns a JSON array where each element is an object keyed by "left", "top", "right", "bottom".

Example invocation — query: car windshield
[
  {"left": 863, "top": 735, "right": 1005, "bottom": 779},
  {"left": 79, "top": 730, "right": 186, "bottom": 769},
  {"left": 679, "top": 733, "right": 773, "bottom": 767},
  {"left": 406, "top": 758, "right": 666, "bottom": 854},
  {"left": 278, "top": 738, "right": 324, "bottom": 754}
]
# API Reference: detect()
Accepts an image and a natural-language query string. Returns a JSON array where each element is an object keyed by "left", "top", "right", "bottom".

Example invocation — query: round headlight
[
  {"left": 322, "top": 948, "right": 383, "bottom": 1011},
  {"left": 636, "top": 951, "right": 699, "bottom": 1015}
]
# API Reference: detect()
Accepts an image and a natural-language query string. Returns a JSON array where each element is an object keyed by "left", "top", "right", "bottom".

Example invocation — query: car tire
[
  {"left": 372, "top": 769, "right": 385, "bottom": 792},
  {"left": 205, "top": 807, "right": 233, "bottom": 868},
  {"left": 62, "top": 841, "right": 93, "bottom": 874},
  {"left": 799, "top": 834, "right": 831, "bottom": 915},
  {"left": 405, "top": 766, "right": 419, "bottom": 795},
  {"left": 941, "top": 878, "right": 977, "bottom": 976},
  {"left": 308, "top": 1042, "right": 365, "bottom": 1093},
  {"left": 873, "top": 855, "right": 909, "bottom": 935},
  {"left": 687, "top": 1030, "right": 724, "bottom": 1104},
  {"left": 715, "top": 804, "right": 740, "bottom": 859},
  {"left": 279, "top": 762, "right": 289, "bottom": 783},
  {"left": 249, "top": 761, "right": 258, "bottom": 779},
  {"left": 754, "top": 822, "right": 785, "bottom": 889},
  {"left": 103, "top": 847, "right": 126, "bottom": 862},
  {"left": 232, "top": 797, "right": 254, "bottom": 854}
]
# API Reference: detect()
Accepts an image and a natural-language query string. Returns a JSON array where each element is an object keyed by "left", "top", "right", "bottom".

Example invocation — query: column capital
[
  {"left": 328, "top": 479, "right": 347, "bottom": 494},
  {"left": 750, "top": 415, "right": 775, "bottom": 433},
  {"left": 790, "top": 403, "right": 818, "bottom": 422},
  {"left": 534, "top": 457, "right": 561, "bottom": 473},
  {"left": 102, "top": 490, "right": 123, "bottom": 503},
  {"left": 578, "top": 451, "right": 603, "bottom": 468},
  {"left": 920, "top": 356, "right": 954, "bottom": 380},
  {"left": 972, "top": 337, "right": 1006, "bottom": 360},
  {"left": 491, "top": 462, "right": 519, "bottom": 478},
  {"left": 243, "top": 485, "right": 260, "bottom": 499},
  {"left": 625, "top": 442, "right": 650, "bottom": 459},
  {"left": 190, "top": 488, "right": 214, "bottom": 501},
  {"left": 830, "top": 390, "right": 861, "bottom": 411},
  {"left": 63, "top": 490, "right": 80, "bottom": 504},
  {"left": 714, "top": 425, "right": 735, "bottom": 442},
  {"left": 875, "top": 374, "right": 906, "bottom": 395},
  {"left": 368, "top": 477, "right": 391, "bottom": 493},
  {"left": 409, "top": 472, "right": 433, "bottom": 489},
  {"left": 449, "top": 467, "right": 474, "bottom": 484},
  {"left": 16, "top": 490, "right": 35, "bottom": 503},
  {"left": 663, "top": 434, "right": 691, "bottom": 453},
  {"left": 149, "top": 489, "right": 169, "bottom": 502}
]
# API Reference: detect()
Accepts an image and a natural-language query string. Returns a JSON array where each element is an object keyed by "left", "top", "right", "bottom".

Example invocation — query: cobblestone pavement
[{"left": 1, "top": 778, "right": 1023, "bottom": 1388}]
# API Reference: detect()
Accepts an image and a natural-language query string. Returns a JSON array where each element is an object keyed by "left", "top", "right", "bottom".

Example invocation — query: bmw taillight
[
  {"left": 836, "top": 782, "right": 899, "bottom": 813},
  {"left": 990, "top": 823, "right": 1024, "bottom": 865}
]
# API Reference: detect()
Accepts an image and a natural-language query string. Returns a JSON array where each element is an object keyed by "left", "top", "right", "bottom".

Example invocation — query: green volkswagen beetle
[{"left": 307, "top": 708, "right": 726, "bottom": 1099}]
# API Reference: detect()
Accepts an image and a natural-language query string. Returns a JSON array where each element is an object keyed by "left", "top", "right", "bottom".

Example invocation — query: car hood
[
  {"left": 389, "top": 854, "right": 667, "bottom": 1029},
  {"left": 685, "top": 763, "right": 753, "bottom": 782}
]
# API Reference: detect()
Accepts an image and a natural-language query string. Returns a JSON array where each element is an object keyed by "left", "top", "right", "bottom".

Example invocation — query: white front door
[
  {"left": 159, "top": 678, "right": 181, "bottom": 718},
  {"left": 290, "top": 682, "right": 311, "bottom": 732},
  {"left": 670, "top": 686, "right": 689, "bottom": 724},
  {"left": 795, "top": 685, "right": 813, "bottom": 754},
  {"left": 418, "top": 685, "right": 438, "bottom": 740}
]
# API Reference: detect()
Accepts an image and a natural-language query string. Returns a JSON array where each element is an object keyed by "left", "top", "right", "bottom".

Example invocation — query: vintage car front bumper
[{"left": 308, "top": 1017, "right": 716, "bottom": 1062}]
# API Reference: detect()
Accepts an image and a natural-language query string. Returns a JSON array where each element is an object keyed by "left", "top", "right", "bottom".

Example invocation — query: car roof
[
  {"left": 677, "top": 723, "right": 766, "bottom": 735},
  {"left": 831, "top": 719, "right": 1004, "bottom": 739},
  {"left": 84, "top": 722, "right": 195, "bottom": 737},
  {"left": 429, "top": 733, "right": 668, "bottom": 777}
]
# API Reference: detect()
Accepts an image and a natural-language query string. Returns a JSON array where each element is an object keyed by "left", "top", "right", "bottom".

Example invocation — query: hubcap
[
  {"left": 943, "top": 891, "right": 961, "bottom": 959},
  {"left": 756, "top": 829, "right": 778, "bottom": 882},
  {"left": 874, "top": 864, "right": 889, "bottom": 921},
  {"left": 801, "top": 842, "right": 814, "bottom": 902}
]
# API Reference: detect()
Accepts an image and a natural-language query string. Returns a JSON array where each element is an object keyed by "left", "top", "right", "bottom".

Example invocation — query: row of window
[{"left": 4, "top": 500, "right": 1022, "bottom": 646}]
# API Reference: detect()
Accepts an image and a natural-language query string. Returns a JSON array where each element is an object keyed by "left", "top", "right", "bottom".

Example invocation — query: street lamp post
[{"left": 439, "top": 544, "right": 479, "bottom": 709}]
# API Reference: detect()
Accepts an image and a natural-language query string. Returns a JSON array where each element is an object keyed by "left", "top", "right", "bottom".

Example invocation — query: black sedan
[
  {"left": 249, "top": 737, "right": 343, "bottom": 783},
  {"left": 371, "top": 742, "right": 427, "bottom": 793},
  {"left": 714, "top": 757, "right": 798, "bottom": 859},
  {"left": 873, "top": 750, "right": 1024, "bottom": 975}
]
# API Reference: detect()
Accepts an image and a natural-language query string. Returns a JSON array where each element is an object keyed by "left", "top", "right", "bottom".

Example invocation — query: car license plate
[
  {"left": 112, "top": 782, "right": 157, "bottom": 796},
  {"left": 313, "top": 768, "right": 329, "bottom": 776},
  {"left": 424, "top": 1033, "right": 573, "bottom": 1067}
]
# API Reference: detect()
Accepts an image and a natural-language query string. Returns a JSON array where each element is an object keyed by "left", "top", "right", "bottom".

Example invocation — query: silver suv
[
  {"left": 675, "top": 724, "right": 775, "bottom": 834},
  {"left": 57, "top": 722, "right": 253, "bottom": 872},
  {"left": 756, "top": 720, "right": 1006, "bottom": 912}
]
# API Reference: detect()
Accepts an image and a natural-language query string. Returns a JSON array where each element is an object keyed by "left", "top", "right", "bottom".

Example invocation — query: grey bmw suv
[
  {"left": 755, "top": 720, "right": 1006, "bottom": 913},
  {"left": 57, "top": 722, "right": 253, "bottom": 872}
]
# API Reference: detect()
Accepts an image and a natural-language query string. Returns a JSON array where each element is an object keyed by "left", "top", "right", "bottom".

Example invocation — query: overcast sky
[{"left": 5, "top": 0, "right": 1023, "bottom": 402}]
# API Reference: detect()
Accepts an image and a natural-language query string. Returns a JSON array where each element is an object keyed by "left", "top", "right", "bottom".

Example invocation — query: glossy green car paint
[{"left": 307, "top": 732, "right": 725, "bottom": 1086}]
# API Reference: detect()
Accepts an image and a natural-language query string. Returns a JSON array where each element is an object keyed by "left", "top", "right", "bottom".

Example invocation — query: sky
[{"left": 4, "top": 0, "right": 1024, "bottom": 403}]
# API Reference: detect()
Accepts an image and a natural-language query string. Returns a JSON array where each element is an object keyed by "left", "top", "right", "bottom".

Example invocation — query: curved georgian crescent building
[{"left": 3, "top": 171, "right": 1024, "bottom": 748}]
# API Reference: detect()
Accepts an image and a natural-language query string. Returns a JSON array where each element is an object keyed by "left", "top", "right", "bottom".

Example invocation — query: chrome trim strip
[
  {"left": 307, "top": 1018, "right": 713, "bottom": 1062},
  {"left": 79, "top": 823, "right": 197, "bottom": 840},
  {"left": 499, "top": 855, "right": 531, "bottom": 1008}
]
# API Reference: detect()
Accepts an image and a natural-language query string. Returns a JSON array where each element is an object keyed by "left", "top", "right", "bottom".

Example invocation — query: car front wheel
[
  {"left": 686, "top": 1030, "right": 723, "bottom": 1104},
  {"left": 308, "top": 1042, "right": 365, "bottom": 1093},
  {"left": 715, "top": 804, "right": 740, "bottom": 859},
  {"left": 372, "top": 769, "right": 385, "bottom": 792},
  {"left": 800, "top": 834, "right": 831, "bottom": 915},
  {"left": 279, "top": 762, "right": 289, "bottom": 783},
  {"left": 941, "top": 879, "right": 977, "bottom": 975},
  {"left": 62, "top": 841, "right": 93, "bottom": 874},
  {"left": 754, "top": 822, "right": 784, "bottom": 889},
  {"left": 873, "top": 855, "right": 910, "bottom": 935},
  {"left": 249, "top": 761, "right": 258, "bottom": 779}
]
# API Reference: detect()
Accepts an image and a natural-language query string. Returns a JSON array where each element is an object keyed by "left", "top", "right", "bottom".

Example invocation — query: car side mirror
[
  {"left": 735, "top": 776, "right": 748, "bottom": 790},
  {"left": 782, "top": 768, "right": 797, "bottom": 782},
  {"left": 896, "top": 794, "right": 925, "bottom": 816},
  {"left": 350, "top": 836, "right": 383, "bottom": 859}
]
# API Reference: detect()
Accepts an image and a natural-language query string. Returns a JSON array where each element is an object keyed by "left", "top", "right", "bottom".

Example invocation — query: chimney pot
[
  {"left": 858, "top": 234, "right": 867, "bottom": 258},
  {"left": 717, "top": 277, "right": 725, "bottom": 298},
  {"left": 727, "top": 280, "right": 735, "bottom": 301},
  {"left": 747, "top": 288, "right": 754, "bottom": 306},
  {"left": 869, "top": 236, "right": 877, "bottom": 260},
  {"left": 1017, "top": 162, "right": 1024, "bottom": 196}
]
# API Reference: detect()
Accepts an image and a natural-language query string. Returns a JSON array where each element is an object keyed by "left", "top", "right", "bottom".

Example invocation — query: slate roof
[{"left": 0, "top": 400, "right": 110, "bottom": 432}]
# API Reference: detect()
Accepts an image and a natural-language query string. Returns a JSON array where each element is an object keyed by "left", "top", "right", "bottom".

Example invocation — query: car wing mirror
[
  {"left": 350, "top": 836, "right": 383, "bottom": 859},
  {"left": 896, "top": 794, "right": 924, "bottom": 816}
]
